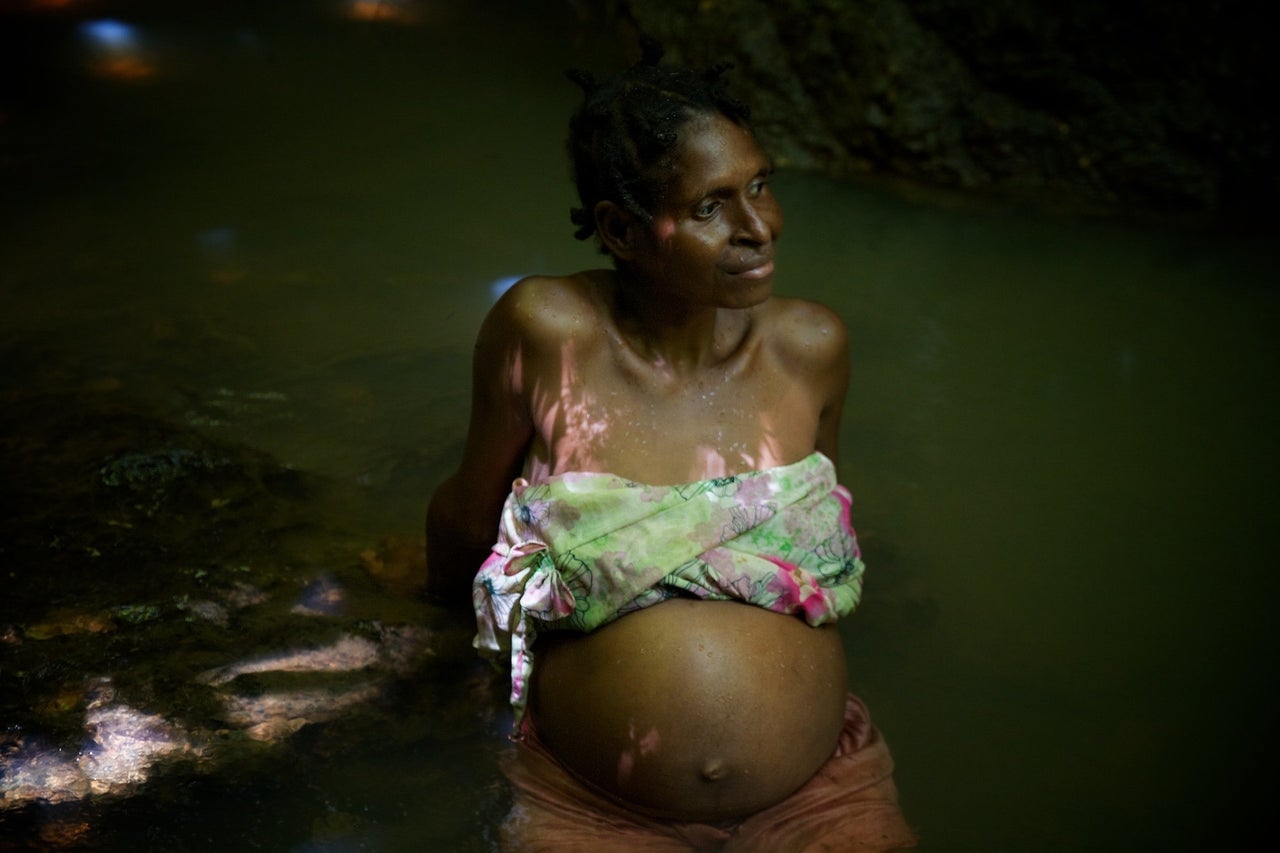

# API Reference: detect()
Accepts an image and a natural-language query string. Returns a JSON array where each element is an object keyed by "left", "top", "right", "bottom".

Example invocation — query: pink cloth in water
[{"left": 498, "top": 692, "right": 918, "bottom": 852}]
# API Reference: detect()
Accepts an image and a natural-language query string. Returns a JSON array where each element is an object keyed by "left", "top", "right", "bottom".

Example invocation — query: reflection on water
[{"left": 2, "top": 0, "right": 1277, "bottom": 849}]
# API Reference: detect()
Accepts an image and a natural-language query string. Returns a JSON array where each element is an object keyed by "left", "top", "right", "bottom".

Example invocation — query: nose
[{"left": 732, "top": 195, "right": 780, "bottom": 246}]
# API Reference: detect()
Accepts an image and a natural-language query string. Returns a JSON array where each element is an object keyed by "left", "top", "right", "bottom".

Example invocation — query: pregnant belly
[{"left": 529, "top": 599, "right": 848, "bottom": 821}]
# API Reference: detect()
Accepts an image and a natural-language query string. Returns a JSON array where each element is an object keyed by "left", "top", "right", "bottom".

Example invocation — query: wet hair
[{"left": 564, "top": 38, "right": 751, "bottom": 247}]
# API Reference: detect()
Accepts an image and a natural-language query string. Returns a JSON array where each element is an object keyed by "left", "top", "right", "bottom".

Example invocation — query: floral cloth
[{"left": 472, "top": 452, "right": 865, "bottom": 720}]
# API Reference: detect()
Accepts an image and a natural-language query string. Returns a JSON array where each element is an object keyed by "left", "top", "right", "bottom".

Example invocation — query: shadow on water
[{"left": 2, "top": 0, "right": 1279, "bottom": 850}]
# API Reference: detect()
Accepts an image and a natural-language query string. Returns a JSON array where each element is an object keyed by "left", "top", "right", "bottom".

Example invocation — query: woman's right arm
[{"left": 424, "top": 282, "right": 538, "bottom": 607}]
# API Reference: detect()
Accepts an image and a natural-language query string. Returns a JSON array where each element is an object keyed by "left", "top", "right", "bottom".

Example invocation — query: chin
[{"left": 722, "top": 279, "right": 773, "bottom": 309}]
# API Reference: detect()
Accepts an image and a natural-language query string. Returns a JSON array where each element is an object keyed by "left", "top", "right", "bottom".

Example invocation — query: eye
[
  {"left": 748, "top": 177, "right": 769, "bottom": 198},
  {"left": 693, "top": 199, "right": 721, "bottom": 220}
]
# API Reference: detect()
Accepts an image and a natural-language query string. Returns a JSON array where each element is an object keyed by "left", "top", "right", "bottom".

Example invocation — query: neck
[{"left": 608, "top": 270, "right": 753, "bottom": 374}]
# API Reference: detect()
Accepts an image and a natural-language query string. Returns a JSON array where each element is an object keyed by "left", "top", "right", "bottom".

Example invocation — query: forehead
[{"left": 661, "top": 113, "right": 768, "bottom": 199}]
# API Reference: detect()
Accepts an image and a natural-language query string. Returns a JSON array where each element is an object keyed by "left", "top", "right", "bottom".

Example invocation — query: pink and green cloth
[{"left": 471, "top": 452, "right": 865, "bottom": 718}]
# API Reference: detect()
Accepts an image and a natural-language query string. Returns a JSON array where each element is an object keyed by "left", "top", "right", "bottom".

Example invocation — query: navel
[{"left": 699, "top": 756, "right": 728, "bottom": 782}]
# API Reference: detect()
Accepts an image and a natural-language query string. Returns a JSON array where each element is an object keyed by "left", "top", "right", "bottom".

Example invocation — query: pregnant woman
[{"left": 426, "top": 42, "right": 916, "bottom": 852}]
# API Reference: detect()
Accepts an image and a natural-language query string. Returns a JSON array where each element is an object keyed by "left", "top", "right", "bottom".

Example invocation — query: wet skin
[
  {"left": 427, "top": 114, "right": 853, "bottom": 819},
  {"left": 533, "top": 600, "right": 849, "bottom": 821}
]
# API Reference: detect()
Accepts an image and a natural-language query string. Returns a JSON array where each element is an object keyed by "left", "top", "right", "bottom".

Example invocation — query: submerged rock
[
  {"left": 1, "top": 738, "right": 91, "bottom": 808},
  {"left": 2, "top": 606, "right": 438, "bottom": 811},
  {"left": 76, "top": 704, "right": 202, "bottom": 797},
  {"left": 197, "top": 635, "right": 383, "bottom": 687},
  {"left": 218, "top": 683, "right": 386, "bottom": 743},
  {"left": 291, "top": 574, "right": 348, "bottom": 617},
  {"left": 1, "top": 701, "right": 200, "bottom": 809},
  {"left": 0, "top": 353, "right": 459, "bottom": 836}
]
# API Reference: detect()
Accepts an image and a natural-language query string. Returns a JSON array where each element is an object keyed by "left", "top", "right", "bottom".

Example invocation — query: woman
[{"left": 427, "top": 44, "right": 915, "bottom": 851}]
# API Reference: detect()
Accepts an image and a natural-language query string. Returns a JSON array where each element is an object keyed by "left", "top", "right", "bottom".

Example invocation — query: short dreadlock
[{"left": 564, "top": 38, "right": 752, "bottom": 251}]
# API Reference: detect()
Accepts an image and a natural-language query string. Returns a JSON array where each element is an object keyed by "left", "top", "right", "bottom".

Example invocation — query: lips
[{"left": 724, "top": 252, "right": 775, "bottom": 278}]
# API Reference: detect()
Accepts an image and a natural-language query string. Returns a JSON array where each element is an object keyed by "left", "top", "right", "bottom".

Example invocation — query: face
[{"left": 623, "top": 112, "right": 783, "bottom": 311}]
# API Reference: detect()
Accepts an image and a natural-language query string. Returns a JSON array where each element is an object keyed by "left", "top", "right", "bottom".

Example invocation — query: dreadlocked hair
[{"left": 564, "top": 40, "right": 752, "bottom": 248}]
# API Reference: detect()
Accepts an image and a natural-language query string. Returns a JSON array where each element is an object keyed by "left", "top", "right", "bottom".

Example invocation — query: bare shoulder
[
  {"left": 761, "top": 296, "right": 849, "bottom": 372},
  {"left": 761, "top": 297, "right": 850, "bottom": 462},
  {"left": 484, "top": 271, "right": 609, "bottom": 348}
]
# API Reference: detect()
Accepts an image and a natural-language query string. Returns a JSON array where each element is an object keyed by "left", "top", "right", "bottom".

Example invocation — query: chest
[{"left": 528, "top": 354, "right": 821, "bottom": 483}]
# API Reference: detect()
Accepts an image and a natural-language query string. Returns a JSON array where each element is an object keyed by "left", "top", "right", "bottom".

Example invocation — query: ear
[{"left": 594, "top": 201, "right": 643, "bottom": 260}]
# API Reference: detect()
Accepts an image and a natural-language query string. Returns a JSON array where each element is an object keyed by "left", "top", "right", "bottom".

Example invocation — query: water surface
[{"left": 2, "top": 1, "right": 1276, "bottom": 849}]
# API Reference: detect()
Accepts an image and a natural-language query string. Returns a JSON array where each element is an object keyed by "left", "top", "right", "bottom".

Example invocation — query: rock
[
  {"left": 76, "top": 705, "right": 201, "bottom": 796},
  {"left": 196, "top": 635, "right": 384, "bottom": 687},
  {"left": 1, "top": 701, "right": 201, "bottom": 809},
  {"left": 359, "top": 534, "right": 429, "bottom": 596},
  {"left": 614, "top": 0, "right": 1274, "bottom": 221},
  {"left": 217, "top": 683, "right": 385, "bottom": 743},
  {"left": 0, "top": 349, "right": 456, "bottom": 829},
  {"left": 0, "top": 738, "right": 91, "bottom": 808},
  {"left": 291, "top": 574, "right": 349, "bottom": 617}
]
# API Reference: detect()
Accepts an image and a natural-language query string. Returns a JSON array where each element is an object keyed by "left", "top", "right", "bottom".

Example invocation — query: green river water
[{"left": 2, "top": 1, "right": 1276, "bottom": 849}]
